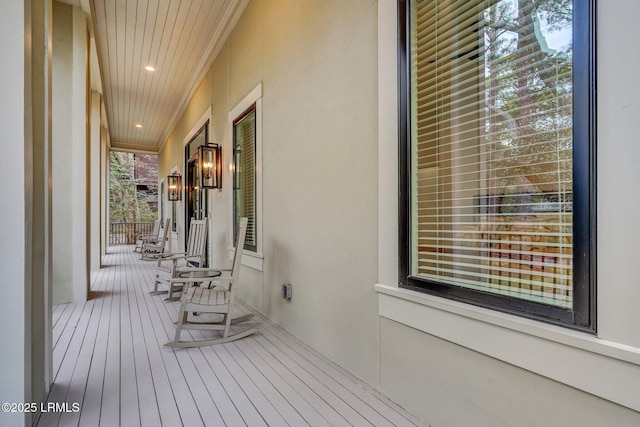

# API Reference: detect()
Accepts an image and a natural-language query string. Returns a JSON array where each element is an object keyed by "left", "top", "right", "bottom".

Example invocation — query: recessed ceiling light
[
  {"left": 144, "top": 65, "right": 155, "bottom": 72},
  {"left": 135, "top": 124, "right": 143, "bottom": 128}
]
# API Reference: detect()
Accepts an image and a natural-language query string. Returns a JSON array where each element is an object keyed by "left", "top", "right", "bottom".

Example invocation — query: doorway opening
[{"left": 185, "top": 121, "right": 210, "bottom": 264}]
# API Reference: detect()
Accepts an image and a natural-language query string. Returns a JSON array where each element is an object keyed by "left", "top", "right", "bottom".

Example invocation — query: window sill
[
  {"left": 375, "top": 283, "right": 640, "bottom": 412},
  {"left": 228, "top": 247, "right": 263, "bottom": 271}
]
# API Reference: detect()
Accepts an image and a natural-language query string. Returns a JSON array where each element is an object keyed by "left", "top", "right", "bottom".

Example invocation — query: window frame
[
  {"left": 397, "top": 0, "right": 597, "bottom": 332},
  {"left": 227, "top": 83, "right": 263, "bottom": 271},
  {"left": 233, "top": 104, "right": 258, "bottom": 253}
]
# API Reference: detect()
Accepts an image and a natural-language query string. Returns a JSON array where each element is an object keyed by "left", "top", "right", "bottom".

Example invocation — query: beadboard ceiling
[{"left": 91, "top": 0, "right": 247, "bottom": 152}]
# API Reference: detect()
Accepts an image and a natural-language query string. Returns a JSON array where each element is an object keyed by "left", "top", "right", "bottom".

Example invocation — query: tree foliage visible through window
[{"left": 401, "top": 0, "right": 595, "bottom": 327}]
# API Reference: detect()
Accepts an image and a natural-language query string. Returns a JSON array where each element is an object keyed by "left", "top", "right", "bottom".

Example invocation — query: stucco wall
[
  {"left": 158, "top": 0, "right": 640, "bottom": 424},
  {"left": 159, "top": 0, "right": 381, "bottom": 384}
]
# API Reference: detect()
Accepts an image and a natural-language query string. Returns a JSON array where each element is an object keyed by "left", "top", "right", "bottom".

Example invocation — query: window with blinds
[
  {"left": 401, "top": 0, "right": 595, "bottom": 326},
  {"left": 233, "top": 105, "right": 257, "bottom": 251}
]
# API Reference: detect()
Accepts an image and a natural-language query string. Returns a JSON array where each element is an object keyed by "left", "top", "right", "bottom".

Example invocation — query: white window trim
[
  {"left": 184, "top": 108, "right": 213, "bottom": 263},
  {"left": 183, "top": 107, "right": 211, "bottom": 148},
  {"left": 375, "top": 0, "right": 640, "bottom": 413},
  {"left": 227, "top": 82, "right": 263, "bottom": 271}
]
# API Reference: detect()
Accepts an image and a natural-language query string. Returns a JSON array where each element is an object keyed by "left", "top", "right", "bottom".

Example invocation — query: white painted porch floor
[{"left": 37, "top": 245, "right": 425, "bottom": 427}]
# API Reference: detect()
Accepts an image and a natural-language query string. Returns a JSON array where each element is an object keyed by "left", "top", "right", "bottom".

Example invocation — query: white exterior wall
[
  {"left": 160, "top": 0, "right": 381, "bottom": 383},
  {"left": 160, "top": 0, "right": 640, "bottom": 424},
  {"left": 596, "top": 0, "right": 640, "bottom": 348}
]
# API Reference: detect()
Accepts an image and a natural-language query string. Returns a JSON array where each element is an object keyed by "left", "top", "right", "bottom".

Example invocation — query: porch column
[
  {"left": 51, "top": 2, "right": 90, "bottom": 303},
  {"left": 0, "top": 0, "right": 53, "bottom": 425},
  {"left": 0, "top": 2, "right": 29, "bottom": 424},
  {"left": 90, "top": 91, "right": 102, "bottom": 272},
  {"left": 101, "top": 125, "right": 109, "bottom": 256}
]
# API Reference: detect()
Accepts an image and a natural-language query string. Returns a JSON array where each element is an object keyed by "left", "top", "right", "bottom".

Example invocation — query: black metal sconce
[
  {"left": 199, "top": 143, "right": 222, "bottom": 189},
  {"left": 167, "top": 172, "right": 182, "bottom": 201}
]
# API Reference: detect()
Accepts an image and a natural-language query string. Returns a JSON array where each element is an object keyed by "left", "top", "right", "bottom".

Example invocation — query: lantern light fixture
[
  {"left": 198, "top": 143, "right": 222, "bottom": 189},
  {"left": 167, "top": 172, "right": 182, "bottom": 201}
]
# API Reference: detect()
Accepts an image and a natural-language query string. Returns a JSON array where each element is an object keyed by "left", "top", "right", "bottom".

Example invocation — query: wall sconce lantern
[
  {"left": 199, "top": 143, "right": 222, "bottom": 189},
  {"left": 167, "top": 172, "right": 182, "bottom": 201}
]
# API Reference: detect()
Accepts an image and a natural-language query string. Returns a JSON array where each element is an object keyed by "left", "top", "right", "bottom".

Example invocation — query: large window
[
  {"left": 399, "top": 0, "right": 595, "bottom": 329},
  {"left": 233, "top": 105, "right": 257, "bottom": 252}
]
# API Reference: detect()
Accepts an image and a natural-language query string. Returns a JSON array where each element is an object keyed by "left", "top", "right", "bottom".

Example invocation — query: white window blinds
[
  {"left": 234, "top": 107, "right": 257, "bottom": 249},
  {"left": 410, "top": 0, "right": 573, "bottom": 307}
]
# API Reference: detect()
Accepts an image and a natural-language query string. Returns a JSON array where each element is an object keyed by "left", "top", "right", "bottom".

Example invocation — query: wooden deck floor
[{"left": 37, "top": 245, "right": 425, "bottom": 427}]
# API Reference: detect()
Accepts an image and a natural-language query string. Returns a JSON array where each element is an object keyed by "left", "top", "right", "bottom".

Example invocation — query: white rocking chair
[
  {"left": 165, "top": 217, "right": 256, "bottom": 348},
  {"left": 141, "top": 218, "right": 170, "bottom": 260},
  {"left": 134, "top": 219, "right": 160, "bottom": 252},
  {"left": 150, "top": 218, "right": 207, "bottom": 300}
]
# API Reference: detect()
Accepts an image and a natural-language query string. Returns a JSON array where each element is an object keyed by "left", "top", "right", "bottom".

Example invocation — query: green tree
[
  {"left": 109, "top": 152, "right": 158, "bottom": 241},
  {"left": 484, "top": 0, "right": 573, "bottom": 195}
]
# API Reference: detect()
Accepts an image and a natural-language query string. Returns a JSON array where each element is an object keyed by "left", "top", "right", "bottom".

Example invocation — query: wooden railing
[{"left": 109, "top": 222, "right": 155, "bottom": 245}]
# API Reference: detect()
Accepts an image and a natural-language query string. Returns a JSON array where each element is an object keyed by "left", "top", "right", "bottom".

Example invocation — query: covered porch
[
  {"left": 37, "top": 245, "right": 424, "bottom": 426},
  {"left": 4, "top": 0, "right": 640, "bottom": 425}
]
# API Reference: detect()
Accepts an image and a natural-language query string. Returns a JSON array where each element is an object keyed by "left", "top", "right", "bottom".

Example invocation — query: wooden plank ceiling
[{"left": 92, "top": 0, "right": 243, "bottom": 152}]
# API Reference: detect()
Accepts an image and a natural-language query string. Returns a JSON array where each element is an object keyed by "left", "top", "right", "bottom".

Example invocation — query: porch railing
[{"left": 109, "top": 222, "right": 156, "bottom": 245}]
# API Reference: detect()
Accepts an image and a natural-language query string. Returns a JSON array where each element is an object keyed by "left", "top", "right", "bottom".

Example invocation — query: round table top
[{"left": 177, "top": 269, "right": 221, "bottom": 279}]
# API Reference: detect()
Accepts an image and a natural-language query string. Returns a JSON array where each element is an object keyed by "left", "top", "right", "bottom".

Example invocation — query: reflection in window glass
[
  {"left": 410, "top": 0, "right": 573, "bottom": 307},
  {"left": 233, "top": 106, "right": 257, "bottom": 251}
]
